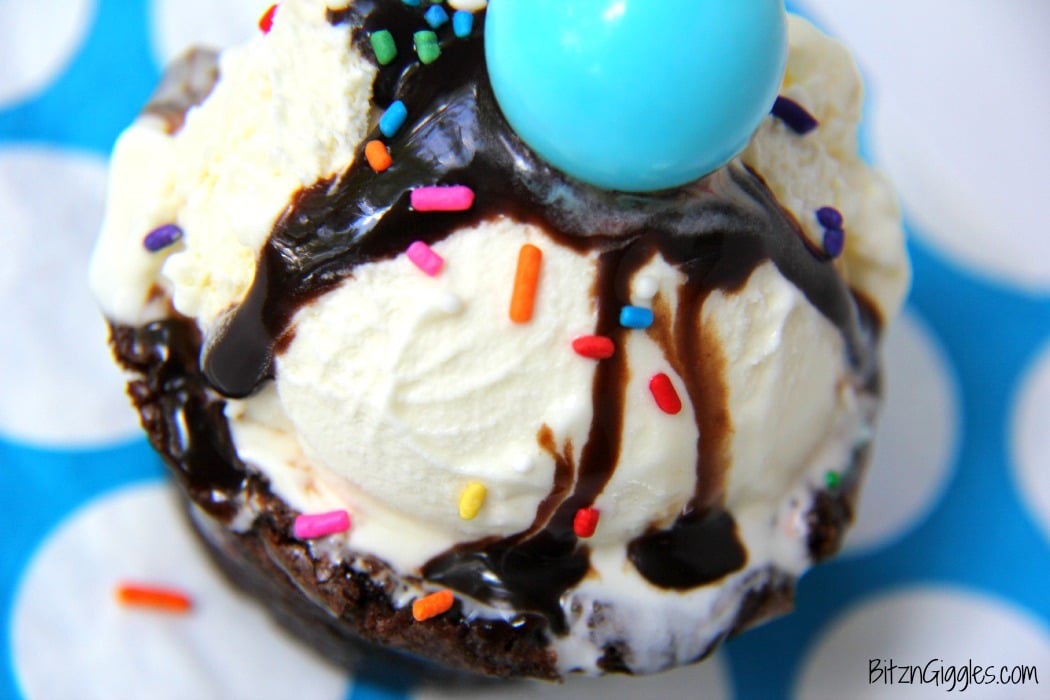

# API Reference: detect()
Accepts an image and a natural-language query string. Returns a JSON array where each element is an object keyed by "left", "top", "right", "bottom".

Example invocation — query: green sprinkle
[
  {"left": 414, "top": 30, "right": 441, "bottom": 64},
  {"left": 824, "top": 470, "right": 842, "bottom": 490},
  {"left": 370, "top": 30, "right": 397, "bottom": 65}
]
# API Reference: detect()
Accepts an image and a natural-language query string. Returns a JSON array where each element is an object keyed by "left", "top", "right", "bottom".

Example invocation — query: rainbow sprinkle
[
  {"left": 649, "top": 373, "right": 682, "bottom": 415},
  {"left": 370, "top": 30, "right": 398, "bottom": 65},
  {"left": 509, "top": 244, "right": 543, "bottom": 324},
  {"left": 817, "top": 207, "right": 846, "bottom": 258},
  {"left": 823, "top": 228, "right": 845, "bottom": 258},
  {"left": 143, "top": 224, "right": 183, "bottom": 252},
  {"left": 410, "top": 185, "right": 475, "bottom": 212},
  {"left": 406, "top": 240, "right": 444, "bottom": 276},
  {"left": 413, "top": 589, "right": 455, "bottom": 621},
  {"left": 452, "top": 10, "right": 474, "bottom": 38},
  {"left": 633, "top": 275, "right": 659, "bottom": 302},
  {"left": 414, "top": 30, "right": 441, "bottom": 64},
  {"left": 825, "top": 470, "right": 842, "bottom": 490},
  {"left": 424, "top": 5, "right": 449, "bottom": 29},
  {"left": 459, "top": 482, "right": 487, "bottom": 520},
  {"left": 574, "top": 507, "right": 600, "bottom": 538},
  {"left": 115, "top": 583, "right": 193, "bottom": 614},
  {"left": 572, "top": 335, "right": 615, "bottom": 360},
  {"left": 816, "top": 206, "right": 844, "bottom": 230},
  {"left": 293, "top": 510, "right": 351, "bottom": 539},
  {"left": 258, "top": 4, "right": 278, "bottom": 34},
  {"left": 620, "top": 305, "right": 654, "bottom": 329},
  {"left": 771, "top": 96, "right": 818, "bottom": 135},
  {"left": 379, "top": 100, "right": 408, "bottom": 138},
  {"left": 365, "top": 140, "right": 393, "bottom": 172}
]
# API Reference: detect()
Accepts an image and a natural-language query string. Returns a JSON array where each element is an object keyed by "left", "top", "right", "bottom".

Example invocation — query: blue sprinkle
[
  {"left": 771, "top": 96, "right": 818, "bottom": 135},
  {"left": 452, "top": 10, "right": 474, "bottom": 38},
  {"left": 823, "top": 227, "right": 845, "bottom": 258},
  {"left": 620, "top": 306, "right": 654, "bottom": 330},
  {"left": 143, "top": 223, "right": 183, "bottom": 252},
  {"left": 816, "top": 206, "right": 844, "bottom": 230},
  {"left": 379, "top": 100, "right": 408, "bottom": 138},
  {"left": 401, "top": 0, "right": 421, "bottom": 6},
  {"left": 424, "top": 5, "right": 449, "bottom": 28}
]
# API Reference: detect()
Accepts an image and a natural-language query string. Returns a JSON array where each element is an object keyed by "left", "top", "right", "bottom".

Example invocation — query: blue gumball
[{"left": 485, "top": 0, "right": 788, "bottom": 192}]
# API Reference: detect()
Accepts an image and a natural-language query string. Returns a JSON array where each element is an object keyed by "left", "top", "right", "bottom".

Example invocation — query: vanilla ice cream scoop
[{"left": 91, "top": 0, "right": 908, "bottom": 678}]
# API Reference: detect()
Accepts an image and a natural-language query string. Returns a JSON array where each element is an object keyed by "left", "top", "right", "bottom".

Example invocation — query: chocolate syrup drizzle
[
  {"left": 113, "top": 321, "right": 246, "bottom": 518},
  {"left": 191, "top": 1, "right": 879, "bottom": 631}
]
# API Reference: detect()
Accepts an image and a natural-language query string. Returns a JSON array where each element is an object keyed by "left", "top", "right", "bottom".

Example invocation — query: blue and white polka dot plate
[{"left": 1, "top": 1, "right": 1047, "bottom": 698}]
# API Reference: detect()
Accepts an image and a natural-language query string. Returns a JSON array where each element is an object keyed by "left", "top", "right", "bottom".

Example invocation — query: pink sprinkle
[
  {"left": 406, "top": 241, "right": 444, "bottom": 276},
  {"left": 294, "top": 510, "right": 351, "bottom": 539},
  {"left": 410, "top": 185, "right": 475, "bottom": 212}
]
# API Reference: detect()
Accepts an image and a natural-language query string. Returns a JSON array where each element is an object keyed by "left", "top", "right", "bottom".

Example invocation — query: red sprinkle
[
  {"left": 573, "top": 508, "right": 600, "bottom": 538},
  {"left": 572, "top": 335, "right": 615, "bottom": 360},
  {"left": 259, "top": 4, "right": 278, "bottom": 33},
  {"left": 115, "top": 583, "right": 193, "bottom": 613},
  {"left": 649, "top": 373, "right": 682, "bottom": 415}
]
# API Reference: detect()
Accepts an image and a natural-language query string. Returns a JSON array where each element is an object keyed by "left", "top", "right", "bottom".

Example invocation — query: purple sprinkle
[
  {"left": 771, "top": 96, "right": 819, "bottom": 135},
  {"left": 823, "top": 227, "right": 845, "bottom": 258},
  {"left": 816, "top": 206, "right": 844, "bottom": 230},
  {"left": 143, "top": 224, "right": 183, "bottom": 252}
]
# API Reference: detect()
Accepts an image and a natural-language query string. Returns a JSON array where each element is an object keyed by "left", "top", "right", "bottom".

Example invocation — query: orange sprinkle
[
  {"left": 509, "top": 244, "right": 542, "bottom": 323},
  {"left": 115, "top": 583, "right": 193, "bottom": 614},
  {"left": 365, "top": 140, "right": 392, "bottom": 172},
  {"left": 412, "top": 589, "right": 455, "bottom": 621}
]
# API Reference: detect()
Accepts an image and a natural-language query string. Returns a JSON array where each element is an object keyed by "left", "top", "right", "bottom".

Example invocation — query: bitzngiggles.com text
[{"left": 869, "top": 658, "right": 1039, "bottom": 693}]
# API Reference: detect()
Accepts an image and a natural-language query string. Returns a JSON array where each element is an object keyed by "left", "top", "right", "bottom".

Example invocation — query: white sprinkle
[
  {"left": 633, "top": 275, "right": 659, "bottom": 302},
  {"left": 434, "top": 292, "right": 464, "bottom": 315}
]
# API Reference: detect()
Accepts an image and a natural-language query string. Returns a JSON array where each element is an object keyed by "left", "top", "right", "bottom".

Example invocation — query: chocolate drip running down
[
  {"left": 112, "top": 321, "right": 246, "bottom": 518},
  {"left": 196, "top": 1, "right": 880, "bottom": 630}
]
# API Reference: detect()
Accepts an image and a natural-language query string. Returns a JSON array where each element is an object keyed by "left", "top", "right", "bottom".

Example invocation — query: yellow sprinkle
[{"left": 458, "top": 482, "right": 487, "bottom": 520}]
